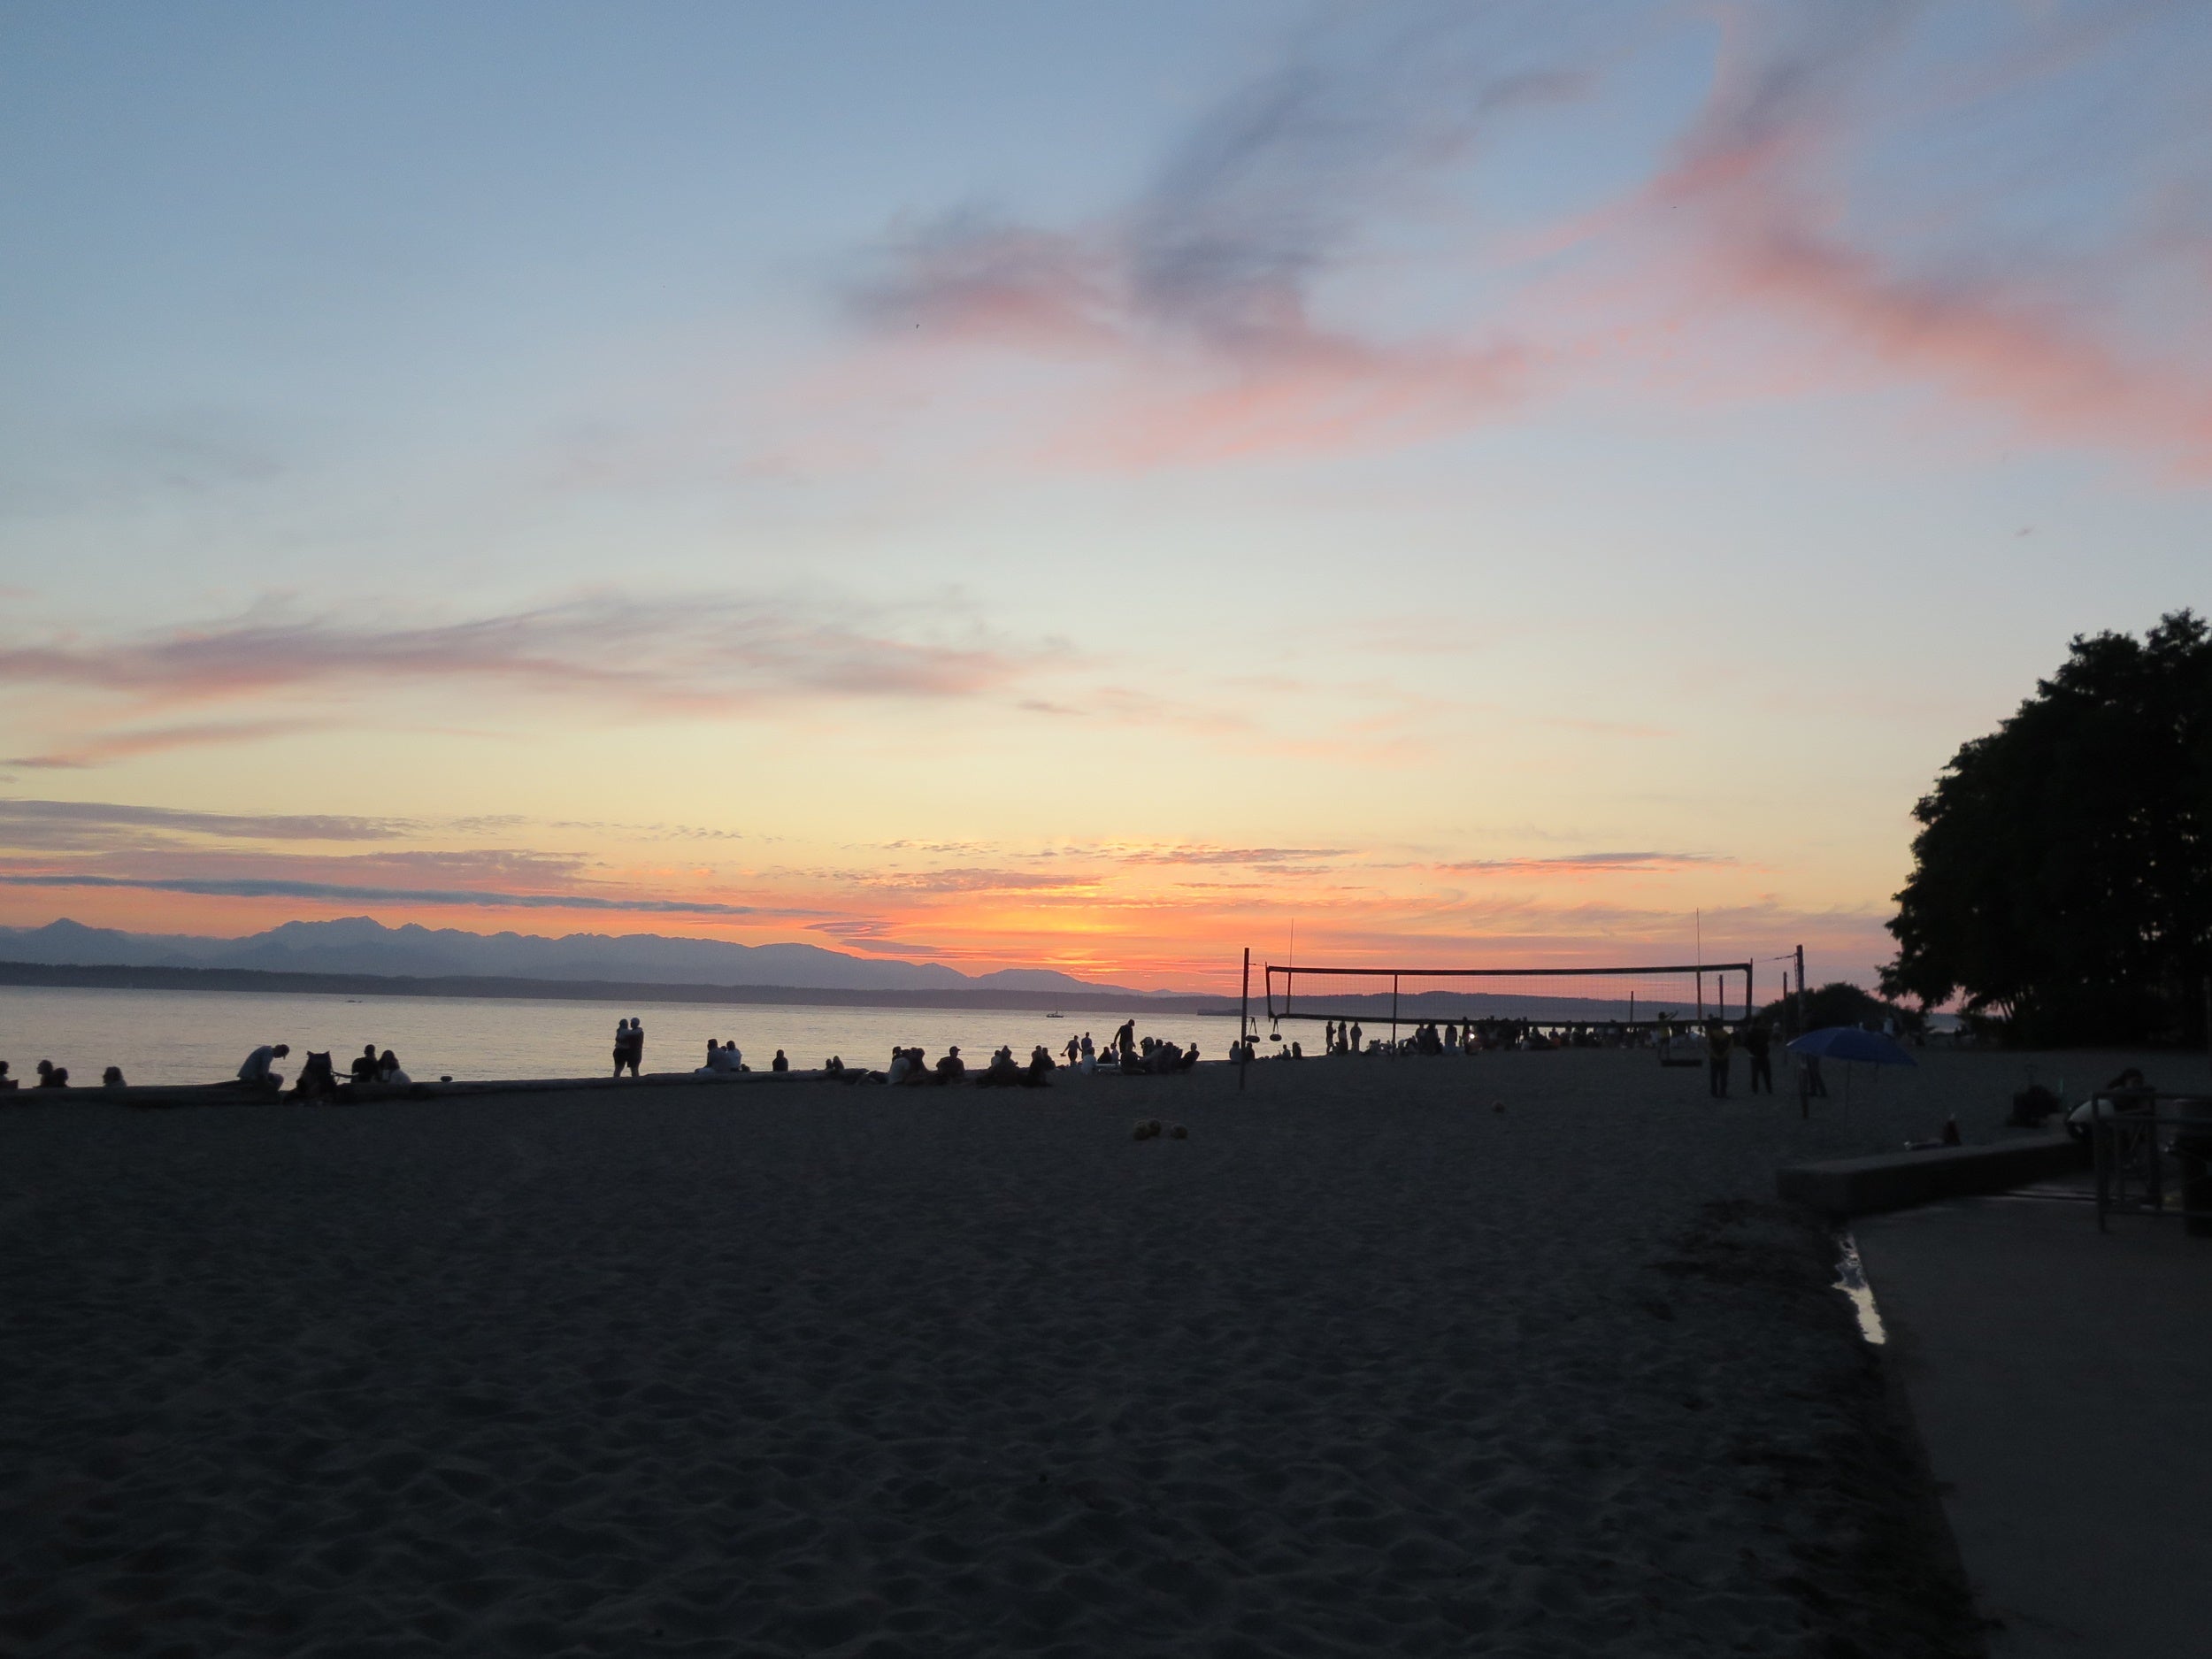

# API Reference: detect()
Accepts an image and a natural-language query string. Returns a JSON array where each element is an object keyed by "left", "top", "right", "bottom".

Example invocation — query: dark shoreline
[{"left": 0, "top": 958, "right": 1231, "bottom": 1016}]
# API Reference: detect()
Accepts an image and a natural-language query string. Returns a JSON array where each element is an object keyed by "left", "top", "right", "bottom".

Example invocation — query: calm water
[{"left": 0, "top": 985, "right": 1234, "bottom": 1088}]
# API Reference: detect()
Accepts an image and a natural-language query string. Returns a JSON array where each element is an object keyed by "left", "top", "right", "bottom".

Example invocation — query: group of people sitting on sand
[
  {"left": 974, "top": 1045, "right": 1058, "bottom": 1087},
  {"left": 1042, "top": 1022, "right": 1201, "bottom": 1076},
  {"left": 695, "top": 1037, "right": 746, "bottom": 1075},
  {"left": 1310, "top": 1016, "right": 1679, "bottom": 1056},
  {"left": 0, "top": 1058, "right": 127, "bottom": 1091},
  {"left": 232, "top": 1041, "right": 411, "bottom": 1102}
]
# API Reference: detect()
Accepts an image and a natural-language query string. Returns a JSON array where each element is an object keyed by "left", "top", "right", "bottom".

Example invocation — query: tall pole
[
  {"left": 1390, "top": 973, "right": 1400, "bottom": 1050},
  {"left": 1795, "top": 943, "right": 1807, "bottom": 1037},
  {"left": 1745, "top": 962, "right": 1752, "bottom": 1023},
  {"left": 1239, "top": 947, "right": 1250, "bottom": 1092}
]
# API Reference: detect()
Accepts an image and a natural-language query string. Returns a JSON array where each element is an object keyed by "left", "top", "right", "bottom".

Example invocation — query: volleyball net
[{"left": 1262, "top": 960, "right": 1757, "bottom": 1035}]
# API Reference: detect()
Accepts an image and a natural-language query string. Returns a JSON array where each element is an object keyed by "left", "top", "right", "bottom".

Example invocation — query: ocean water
[{"left": 0, "top": 985, "right": 1234, "bottom": 1088}]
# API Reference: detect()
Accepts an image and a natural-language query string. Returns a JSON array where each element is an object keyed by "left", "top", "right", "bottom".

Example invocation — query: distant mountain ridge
[{"left": 0, "top": 917, "right": 1148, "bottom": 995}]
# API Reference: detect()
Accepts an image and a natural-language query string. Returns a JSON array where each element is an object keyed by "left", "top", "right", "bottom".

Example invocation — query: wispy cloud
[
  {"left": 0, "top": 592, "right": 1047, "bottom": 765},
  {"left": 1107, "top": 844, "right": 1350, "bottom": 866},
  {"left": 0, "top": 872, "right": 813, "bottom": 918},
  {"left": 822, "top": 2, "right": 2212, "bottom": 478},
  {"left": 1440, "top": 851, "right": 1731, "bottom": 875},
  {"left": 837, "top": 12, "right": 1607, "bottom": 465},
  {"left": 1639, "top": 1, "right": 2212, "bottom": 477},
  {"left": 0, "top": 595, "right": 1021, "bottom": 709},
  {"left": 0, "top": 797, "right": 415, "bottom": 844},
  {"left": 5, "top": 720, "right": 326, "bottom": 769}
]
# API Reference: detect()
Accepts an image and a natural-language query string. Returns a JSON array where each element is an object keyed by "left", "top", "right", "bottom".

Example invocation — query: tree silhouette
[{"left": 1883, "top": 611, "right": 2212, "bottom": 1045}]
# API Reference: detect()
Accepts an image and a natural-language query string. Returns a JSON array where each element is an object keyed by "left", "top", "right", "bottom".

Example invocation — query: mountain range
[{"left": 0, "top": 917, "right": 1145, "bottom": 995}]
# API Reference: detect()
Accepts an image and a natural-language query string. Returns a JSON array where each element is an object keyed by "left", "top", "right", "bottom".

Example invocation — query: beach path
[{"left": 1857, "top": 1189, "right": 2212, "bottom": 1657}]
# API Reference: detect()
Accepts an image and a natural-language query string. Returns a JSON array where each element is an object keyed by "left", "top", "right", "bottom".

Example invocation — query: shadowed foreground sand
[{"left": 1, "top": 1051, "right": 2024, "bottom": 1657}]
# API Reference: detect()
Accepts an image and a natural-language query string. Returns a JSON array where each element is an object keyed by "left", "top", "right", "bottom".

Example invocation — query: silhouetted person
[
  {"left": 239, "top": 1042, "right": 289, "bottom": 1090},
  {"left": 1349, "top": 1022, "right": 1362, "bottom": 1053},
  {"left": 291, "top": 1051, "right": 339, "bottom": 1102},
  {"left": 1743, "top": 1022, "right": 1773, "bottom": 1094},
  {"left": 934, "top": 1046, "right": 966, "bottom": 1084},
  {"left": 1113, "top": 1018, "right": 1136, "bottom": 1052},
  {"left": 771, "top": 1049, "right": 788, "bottom": 1073},
  {"left": 350, "top": 1044, "right": 380, "bottom": 1085},
  {"left": 0, "top": 1061, "right": 14, "bottom": 1091},
  {"left": 613, "top": 1018, "right": 644, "bottom": 1077},
  {"left": 102, "top": 1066, "right": 125, "bottom": 1089},
  {"left": 35, "top": 1060, "right": 68, "bottom": 1088},
  {"left": 1706, "top": 1020, "right": 1733, "bottom": 1098},
  {"left": 378, "top": 1049, "right": 411, "bottom": 1085}
]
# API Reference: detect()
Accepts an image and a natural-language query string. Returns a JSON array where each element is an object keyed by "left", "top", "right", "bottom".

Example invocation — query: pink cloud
[
  {"left": 1630, "top": 4, "right": 2212, "bottom": 476},
  {"left": 0, "top": 595, "right": 1044, "bottom": 765}
]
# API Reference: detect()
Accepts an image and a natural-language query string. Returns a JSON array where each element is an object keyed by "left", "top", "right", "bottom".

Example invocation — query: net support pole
[
  {"left": 1239, "top": 947, "right": 1249, "bottom": 1093},
  {"left": 1390, "top": 974, "right": 1400, "bottom": 1050},
  {"left": 1795, "top": 944, "right": 1806, "bottom": 1038}
]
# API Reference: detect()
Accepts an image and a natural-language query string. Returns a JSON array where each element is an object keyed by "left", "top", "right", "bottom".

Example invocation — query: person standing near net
[
  {"left": 1706, "top": 1019, "right": 1733, "bottom": 1097},
  {"left": 1743, "top": 1021, "right": 1774, "bottom": 1094}
]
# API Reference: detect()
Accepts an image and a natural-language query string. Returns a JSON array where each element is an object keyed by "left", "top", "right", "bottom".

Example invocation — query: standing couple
[{"left": 612, "top": 1017, "right": 646, "bottom": 1077}]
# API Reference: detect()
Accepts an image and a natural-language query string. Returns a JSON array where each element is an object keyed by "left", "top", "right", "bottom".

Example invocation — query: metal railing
[{"left": 2089, "top": 1093, "right": 2212, "bottom": 1234}]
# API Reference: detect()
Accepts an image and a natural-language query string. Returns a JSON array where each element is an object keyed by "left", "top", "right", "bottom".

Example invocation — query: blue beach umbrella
[
  {"left": 1786, "top": 1025, "right": 1914, "bottom": 1108},
  {"left": 1786, "top": 1026, "right": 1917, "bottom": 1067}
]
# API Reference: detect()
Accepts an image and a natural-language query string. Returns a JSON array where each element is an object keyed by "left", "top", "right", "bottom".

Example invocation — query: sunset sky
[{"left": 3, "top": 1, "right": 2209, "bottom": 990}]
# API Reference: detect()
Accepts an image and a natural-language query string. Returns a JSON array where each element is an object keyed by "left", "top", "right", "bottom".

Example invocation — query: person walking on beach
[
  {"left": 1743, "top": 1021, "right": 1774, "bottom": 1094},
  {"left": 1706, "top": 1020, "right": 1733, "bottom": 1098}
]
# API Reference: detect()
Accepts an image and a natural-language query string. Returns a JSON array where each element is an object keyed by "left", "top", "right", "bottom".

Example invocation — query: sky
[{"left": 1, "top": 0, "right": 2208, "bottom": 992}]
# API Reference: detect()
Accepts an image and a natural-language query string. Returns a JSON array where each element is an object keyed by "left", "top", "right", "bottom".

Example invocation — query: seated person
[
  {"left": 824, "top": 1055, "right": 846, "bottom": 1077},
  {"left": 238, "top": 1043, "right": 290, "bottom": 1090},
  {"left": 350, "top": 1044, "right": 380, "bottom": 1085},
  {"left": 933, "top": 1046, "right": 967, "bottom": 1084},
  {"left": 290, "top": 1051, "right": 339, "bottom": 1102},
  {"left": 1024, "top": 1046, "right": 1055, "bottom": 1087},
  {"left": 0, "top": 1060, "right": 15, "bottom": 1090},
  {"left": 979, "top": 1047, "right": 1024, "bottom": 1087},
  {"left": 35, "top": 1059, "right": 69, "bottom": 1088},
  {"left": 377, "top": 1049, "right": 411, "bottom": 1085},
  {"left": 102, "top": 1066, "right": 126, "bottom": 1088},
  {"left": 771, "top": 1049, "right": 789, "bottom": 1073}
]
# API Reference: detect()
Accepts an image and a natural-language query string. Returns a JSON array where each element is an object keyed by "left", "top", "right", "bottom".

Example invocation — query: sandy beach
[{"left": 1, "top": 1048, "right": 2100, "bottom": 1656}]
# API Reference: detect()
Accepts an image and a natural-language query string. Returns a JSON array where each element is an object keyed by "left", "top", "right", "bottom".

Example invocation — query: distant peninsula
[{"left": 0, "top": 957, "right": 1224, "bottom": 1015}]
